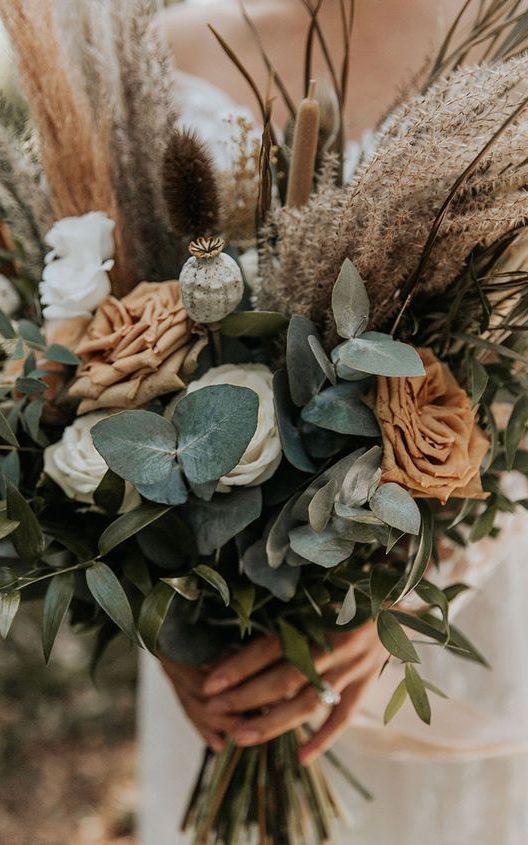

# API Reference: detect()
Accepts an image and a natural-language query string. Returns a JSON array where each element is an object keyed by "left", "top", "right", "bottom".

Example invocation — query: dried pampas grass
[{"left": 259, "top": 55, "right": 528, "bottom": 343}]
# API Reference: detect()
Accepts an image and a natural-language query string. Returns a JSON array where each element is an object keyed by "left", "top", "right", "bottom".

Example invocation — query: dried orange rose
[
  {"left": 69, "top": 281, "right": 207, "bottom": 414},
  {"left": 376, "top": 348, "right": 489, "bottom": 505}
]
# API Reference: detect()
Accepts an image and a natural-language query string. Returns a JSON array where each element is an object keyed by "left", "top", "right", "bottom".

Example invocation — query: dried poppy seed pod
[{"left": 180, "top": 236, "right": 244, "bottom": 324}]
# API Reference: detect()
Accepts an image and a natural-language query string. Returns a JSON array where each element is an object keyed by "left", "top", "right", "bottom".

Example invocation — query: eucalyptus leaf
[
  {"left": 0, "top": 310, "right": 15, "bottom": 339},
  {"left": 135, "top": 467, "right": 188, "bottom": 506},
  {"left": 18, "top": 319, "right": 46, "bottom": 348},
  {"left": 336, "top": 332, "right": 425, "bottom": 377},
  {"left": 301, "top": 382, "right": 379, "bottom": 437},
  {"left": 221, "top": 310, "right": 288, "bottom": 337},
  {"left": 92, "top": 410, "right": 178, "bottom": 486},
  {"left": 377, "top": 610, "right": 420, "bottom": 663},
  {"left": 308, "top": 479, "right": 337, "bottom": 533},
  {"left": 469, "top": 504, "right": 497, "bottom": 542},
  {"left": 42, "top": 572, "right": 75, "bottom": 662},
  {"left": 286, "top": 315, "right": 325, "bottom": 407},
  {"left": 339, "top": 446, "right": 382, "bottom": 507},
  {"left": 405, "top": 663, "right": 431, "bottom": 725},
  {"left": 243, "top": 539, "right": 299, "bottom": 601},
  {"left": 331, "top": 258, "right": 370, "bottom": 339},
  {"left": 86, "top": 562, "right": 138, "bottom": 643},
  {"left": 289, "top": 523, "right": 355, "bottom": 567},
  {"left": 336, "top": 585, "right": 357, "bottom": 625},
  {"left": 195, "top": 564, "right": 230, "bottom": 606},
  {"left": 505, "top": 394, "right": 528, "bottom": 470},
  {"left": 23, "top": 400, "right": 44, "bottom": 444},
  {"left": 45, "top": 344, "right": 82, "bottom": 365},
  {"left": 6, "top": 481, "right": 45, "bottom": 564},
  {"left": 308, "top": 334, "right": 337, "bottom": 385},
  {"left": 369, "top": 483, "right": 421, "bottom": 535},
  {"left": 370, "top": 567, "right": 401, "bottom": 618},
  {"left": 15, "top": 377, "right": 46, "bottom": 396},
  {"left": 278, "top": 619, "right": 321, "bottom": 688},
  {"left": 0, "top": 408, "right": 19, "bottom": 447},
  {"left": 93, "top": 469, "right": 125, "bottom": 515},
  {"left": 266, "top": 493, "right": 302, "bottom": 569},
  {"left": 98, "top": 503, "right": 172, "bottom": 556},
  {"left": 0, "top": 589, "right": 20, "bottom": 638},
  {"left": 383, "top": 679, "right": 408, "bottom": 725},
  {"left": 470, "top": 358, "right": 488, "bottom": 407},
  {"left": 175, "top": 385, "right": 259, "bottom": 484},
  {"left": 186, "top": 487, "right": 262, "bottom": 556},
  {"left": 138, "top": 581, "right": 176, "bottom": 653},
  {"left": 137, "top": 511, "right": 197, "bottom": 571},
  {"left": 396, "top": 503, "right": 434, "bottom": 601},
  {"left": 273, "top": 370, "right": 317, "bottom": 473},
  {"left": 158, "top": 595, "right": 222, "bottom": 664}
]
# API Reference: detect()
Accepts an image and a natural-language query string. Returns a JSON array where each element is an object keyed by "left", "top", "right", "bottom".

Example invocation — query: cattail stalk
[{"left": 286, "top": 80, "right": 320, "bottom": 208}]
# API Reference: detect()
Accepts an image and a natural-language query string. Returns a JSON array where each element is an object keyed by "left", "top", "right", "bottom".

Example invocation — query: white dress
[{"left": 138, "top": 70, "right": 528, "bottom": 845}]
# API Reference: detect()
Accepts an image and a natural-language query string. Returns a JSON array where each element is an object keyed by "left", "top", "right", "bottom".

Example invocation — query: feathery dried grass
[
  {"left": 217, "top": 116, "right": 261, "bottom": 247},
  {"left": 259, "top": 56, "right": 528, "bottom": 343},
  {"left": 163, "top": 130, "right": 220, "bottom": 240}
]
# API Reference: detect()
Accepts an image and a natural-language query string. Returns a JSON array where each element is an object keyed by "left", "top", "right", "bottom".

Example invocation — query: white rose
[
  {"left": 40, "top": 254, "right": 113, "bottom": 319},
  {"left": 0, "top": 274, "right": 20, "bottom": 316},
  {"left": 187, "top": 363, "right": 282, "bottom": 490},
  {"left": 238, "top": 248, "right": 261, "bottom": 295},
  {"left": 43, "top": 412, "right": 140, "bottom": 512},
  {"left": 44, "top": 211, "right": 115, "bottom": 262}
]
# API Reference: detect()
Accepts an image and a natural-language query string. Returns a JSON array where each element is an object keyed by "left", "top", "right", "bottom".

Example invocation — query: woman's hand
[
  {"left": 159, "top": 655, "right": 242, "bottom": 753},
  {"left": 200, "top": 622, "right": 387, "bottom": 765}
]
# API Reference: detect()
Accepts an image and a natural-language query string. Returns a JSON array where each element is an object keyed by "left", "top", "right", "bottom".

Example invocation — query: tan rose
[
  {"left": 376, "top": 348, "right": 489, "bottom": 505},
  {"left": 69, "top": 281, "right": 207, "bottom": 414}
]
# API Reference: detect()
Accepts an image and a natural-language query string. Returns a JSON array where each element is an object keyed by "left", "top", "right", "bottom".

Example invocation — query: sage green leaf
[
  {"left": 18, "top": 319, "right": 46, "bottom": 348},
  {"left": 287, "top": 315, "right": 325, "bottom": 407},
  {"left": 370, "top": 567, "right": 401, "bottom": 618},
  {"left": 92, "top": 410, "right": 177, "bottom": 486},
  {"left": 301, "top": 423, "right": 348, "bottom": 458},
  {"left": 93, "top": 469, "right": 125, "bottom": 515},
  {"left": 470, "top": 358, "right": 488, "bottom": 407},
  {"left": 278, "top": 619, "right": 321, "bottom": 687},
  {"left": 336, "top": 332, "right": 425, "bottom": 377},
  {"left": 195, "top": 564, "right": 230, "bottom": 606},
  {"left": 369, "top": 482, "right": 421, "bottom": 535},
  {"left": 98, "top": 503, "right": 172, "bottom": 556},
  {"left": 469, "top": 504, "right": 497, "bottom": 542},
  {"left": 45, "top": 344, "right": 82, "bottom": 365},
  {"left": 331, "top": 258, "right": 370, "bottom": 339},
  {"left": 405, "top": 663, "right": 431, "bottom": 724},
  {"left": 383, "top": 679, "right": 408, "bottom": 725},
  {"left": 6, "top": 481, "right": 45, "bottom": 565},
  {"left": 423, "top": 680, "right": 449, "bottom": 699},
  {"left": 0, "top": 512, "right": 19, "bottom": 540},
  {"left": 505, "top": 394, "right": 528, "bottom": 470},
  {"left": 334, "top": 503, "right": 382, "bottom": 524},
  {"left": 480, "top": 403, "right": 498, "bottom": 473},
  {"left": 308, "top": 479, "right": 337, "bottom": 533},
  {"left": 273, "top": 370, "right": 316, "bottom": 473},
  {"left": 0, "top": 408, "right": 19, "bottom": 447},
  {"left": 42, "top": 572, "right": 74, "bottom": 662},
  {"left": 396, "top": 503, "right": 434, "bottom": 601},
  {"left": 186, "top": 487, "right": 262, "bottom": 556},
  {"left": 332, "top": 515, "right": 379, "bottom": 543},
  {"left": 243, "top": 540, "right": 299, "bottom": 601},
  {"left": 0, "top": 310, "right": 16, "bottom": 339},
  {"left": 377, "top": 611, "right": 420, "bottom": 663},
  {"left": 161, "top": 575, "right": 200, "bottom": 601},
  {"left": 308, "top": 335, "right": 337, "bottom": 385},
  {"left": 391, "top": 610, "right": 489, "bottom": 667},
  {"left": 339, "top": 446, "right": 382, "bottom": 507},
  {"left": 138, "top": 581, "right": 176, "bottom": 653},
  {"left": 414, "top": 579, "right": 449, "bottom": 632},
  {"left": 0, "top": 589, "right": 20, "bottom": 638},
  {"left": 336, "top": 585, "right": 357, "bottom": 625},
  {"left": 86, "top": 563, "right": 137, "bottom": 642},
  {"left": 23, "top": 399, "right": 44, "bottom": 443},
  {"left": 301, "top": 382, "right": 379, "bottom": 437},
  {"left": 221, "top": 310, "right": 288, "bottom": 337},
  {"left": 135, "top": 467, "right": 188, "bottom": 506},
  {"left": 289, "top": 523, "right": 355, "bottom": 567},
  {"left": 15, "top": 376, "right": 46, "bottom": 397},
  {"left": 266, "top": 493, "right": 302, "bottom": 569},
  {"left": 175, "top": 385, "right": 259, "bottom": 484}
]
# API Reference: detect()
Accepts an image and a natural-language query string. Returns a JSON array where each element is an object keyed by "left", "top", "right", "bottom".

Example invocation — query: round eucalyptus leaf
[
  {"left": 331, "top": 258, "right": 370, "bottom": 339},
  {"left": 369, "top": 482, "right": 421, "bottom": 535},
  {"left": 286, "top": 316, "right": 325, "bottom": 407},
  {"left": 337, "top": 332, "right": 425, "bottom": 377},
  {"left": 243, "top": 539, "right": 299, "bottom": 601},
  {"left": 91, "top": 410, "right": 177, "bottom": 486},
  {"left": 301, "top": 382, "right": 379, "bottom": 436},
  {"left": 289, "top": 523, "right": 355, "bottom": 567}
]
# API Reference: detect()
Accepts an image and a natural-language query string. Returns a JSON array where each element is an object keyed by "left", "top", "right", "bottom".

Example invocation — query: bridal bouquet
[{"left": 1, "top": 1, "right": 528, "bottom": 843}]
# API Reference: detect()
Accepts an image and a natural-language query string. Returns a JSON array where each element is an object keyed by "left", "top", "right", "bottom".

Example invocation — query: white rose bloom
[
  {"left": 187, "top": 363, "right": 282, "bottom": 490},
  {"left": 238, "top": 247, "right": 261, "bottom": 295},
  {"left": 0, "top": 274, "right": 20, "bottom": 316},
  {"left": 43, "top": 412, "right": 140, "bottom": 512},
  {"left": 40, "top": 254, "right": 113, "bottom": 319},
  {"left": 44, "top": 211, "right": 115, "bottom": 263}
]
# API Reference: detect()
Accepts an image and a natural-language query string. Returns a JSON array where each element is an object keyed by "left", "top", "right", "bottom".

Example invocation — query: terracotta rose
[
  {"left": 376, "top": 348, "right": 489, "bottom": 505},
  {"left": 69, "top": 281, "right": 207, "bottom": 414}
]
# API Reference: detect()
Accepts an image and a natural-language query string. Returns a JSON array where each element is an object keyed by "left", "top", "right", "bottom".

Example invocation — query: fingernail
[
  {"left": 233, "top": 730, "right": 260, "bottom": 746},
  {"left": 203, "top": 674, "right": 228, "bottom": 696}
]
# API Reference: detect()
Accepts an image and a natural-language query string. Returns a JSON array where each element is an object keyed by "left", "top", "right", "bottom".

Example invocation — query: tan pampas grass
[
  {"left": 163, "top": 130, "right": 220, "bottom": 240},
  {"left": 259, "top": 55, "right": 528, "bottom": 343}
]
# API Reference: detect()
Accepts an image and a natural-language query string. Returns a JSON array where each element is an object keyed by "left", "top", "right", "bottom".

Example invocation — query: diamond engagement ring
[{"left": 318, "top": 681, "right": 341, "bottom": 706}]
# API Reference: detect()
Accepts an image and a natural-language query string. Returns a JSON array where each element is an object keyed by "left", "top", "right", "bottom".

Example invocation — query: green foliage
[
  {"left": 369, "top": 483, "right": 421, "bottom": 535},
  {"left": 98, "top": 503, "right": 172, "bottom": 556},
  {"left": 42, "top": 572, "right": 74, "bottom": 662},
  {"left": 301, "top": 382, "right": 379, "bottom": 436},
  {"left": 333, "top": 332, "right": 425, "bottom": 378},
  {"left": 331, "top": 258, "right": 370, "bottom": 339},
  {"left": 221, "top": 310, "right": 288, "bottom": 337},
  {"left": 286, "top": 315, "right": 325, "bottom": 407},
  {"left": 85, "top": 563, "right": 138, "bottom": 643},
  {"left": 278, "top": 619, "right": 321, "bottom": 688},
  {"left": 377, "top": 611, "right": 420, "bottom": 663}
]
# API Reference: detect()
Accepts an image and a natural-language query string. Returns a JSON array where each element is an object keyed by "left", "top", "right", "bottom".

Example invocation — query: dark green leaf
[
  {"left": 91, "top": 410, "right": 177, "bottom": 486},
  {"left": 301, "top": 382, "right": 379, "bottom": 436},
  {"left": 370, "top": 567, "right": 401, "bottom": 618},
  {"left": 278, "top": 619, "right": 321, "bottom": 687},
  {"left": 45, "top": 344, "right": 82, "bottom": 365},
  {"left": 396, "top": 502, "right": 434, "bottom": 600},
  {"left": 383, "top": 679, "right": 408, "bottom": 724},
  {"left": 161, "top": 575, "right": 200, "bottom": 601},
  {"left": 85, "top": 562, "right": 137, "bottom": 642},
  {"left": 186, "top": 487, "right": 262, "bottom": 556},
  {"left": 138, "top": 581, "right": 176, "bottom": 653},
  {"left": 286, "top": 315, "right": 325, "bottom": 407},
  {"left": 98, "top": 503, "right": 172, "bottom": 556},
  {"left": 42, "top": 572, "right": 74, "bottom": 662},
  {"left": 6, "top": 480, "right": 45, "bottom": 565},
  {"left": 0, "top": 408, "right": 19, "bottom": 447},
  {"left": 470, "top": 357, "right": 488, "bottom": 407},
  {"left": 266, "top": 493, "right": 302, "bottom": 569},
  {"left": 0, "top": 310, "right": 16, "bottom": 339},
  {"left": 415, "top": 579, "right": 449, "bottom": 632},
  {"left": 221, "top": 310, "right": 288, "bottom": 337},
  {"left": 505, "top": 395, "right": 528, "bottom": 470},
  {"left": 158, "top": 596, "right": 221, "bottom": 664},
  {"left": 175, "top": 385, "right": 259, "bottom": 484},
  {"left": 23, "top": 399, "right": 44, "bottom": 443},
  {"left": 122, "top": 553, "right": 152, "bottom": 596},
  {"left": 273, "top": 369, "right": 316, "bottom": 473},
  {"left": 391, "top": 610, "right": 489, "bottom": 667},
  {"left": 377, "top": 610, "right": 420, "bottom": 663},
  {"left": 15, "top": 377, "right": 46, "bottom": 396},
  {"left": 135, "top": 466, "right": 188, "bottom": 506},
  {"left": 469, "top": 504, "right": 496, "bottom": 543},
  {"left": 0, "top": 589, "right": 20, "bottom": 638},
  {"left": 0, "top": 512, "right": 20, "bottom": 540},
  {"left": 93, "top": 469, "right": 125, "bottom": 515},
  {"left": 405, "top": 663, "right": 431, "bottom": 724},
  {"left": 195, "top": 564, "right": 230, "bottom": 606}
]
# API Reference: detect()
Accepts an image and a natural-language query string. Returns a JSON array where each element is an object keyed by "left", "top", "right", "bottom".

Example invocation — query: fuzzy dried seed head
[{"left": 188, "top": 236, "right": 225, "bottom": 259}]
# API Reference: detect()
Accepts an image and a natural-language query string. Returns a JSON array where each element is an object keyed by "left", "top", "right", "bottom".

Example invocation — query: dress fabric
[{"left": 138, "top": 69, "right": 528, "bottom": 845}]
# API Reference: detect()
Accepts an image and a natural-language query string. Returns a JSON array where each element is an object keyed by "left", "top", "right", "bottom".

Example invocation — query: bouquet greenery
[{"left": 1, "top": 1, "right": 528, "bottom": 843}]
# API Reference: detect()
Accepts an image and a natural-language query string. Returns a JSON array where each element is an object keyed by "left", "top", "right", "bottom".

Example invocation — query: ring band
[{"left": 318, "top": 681, "right": 341, "bottom": 706}]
